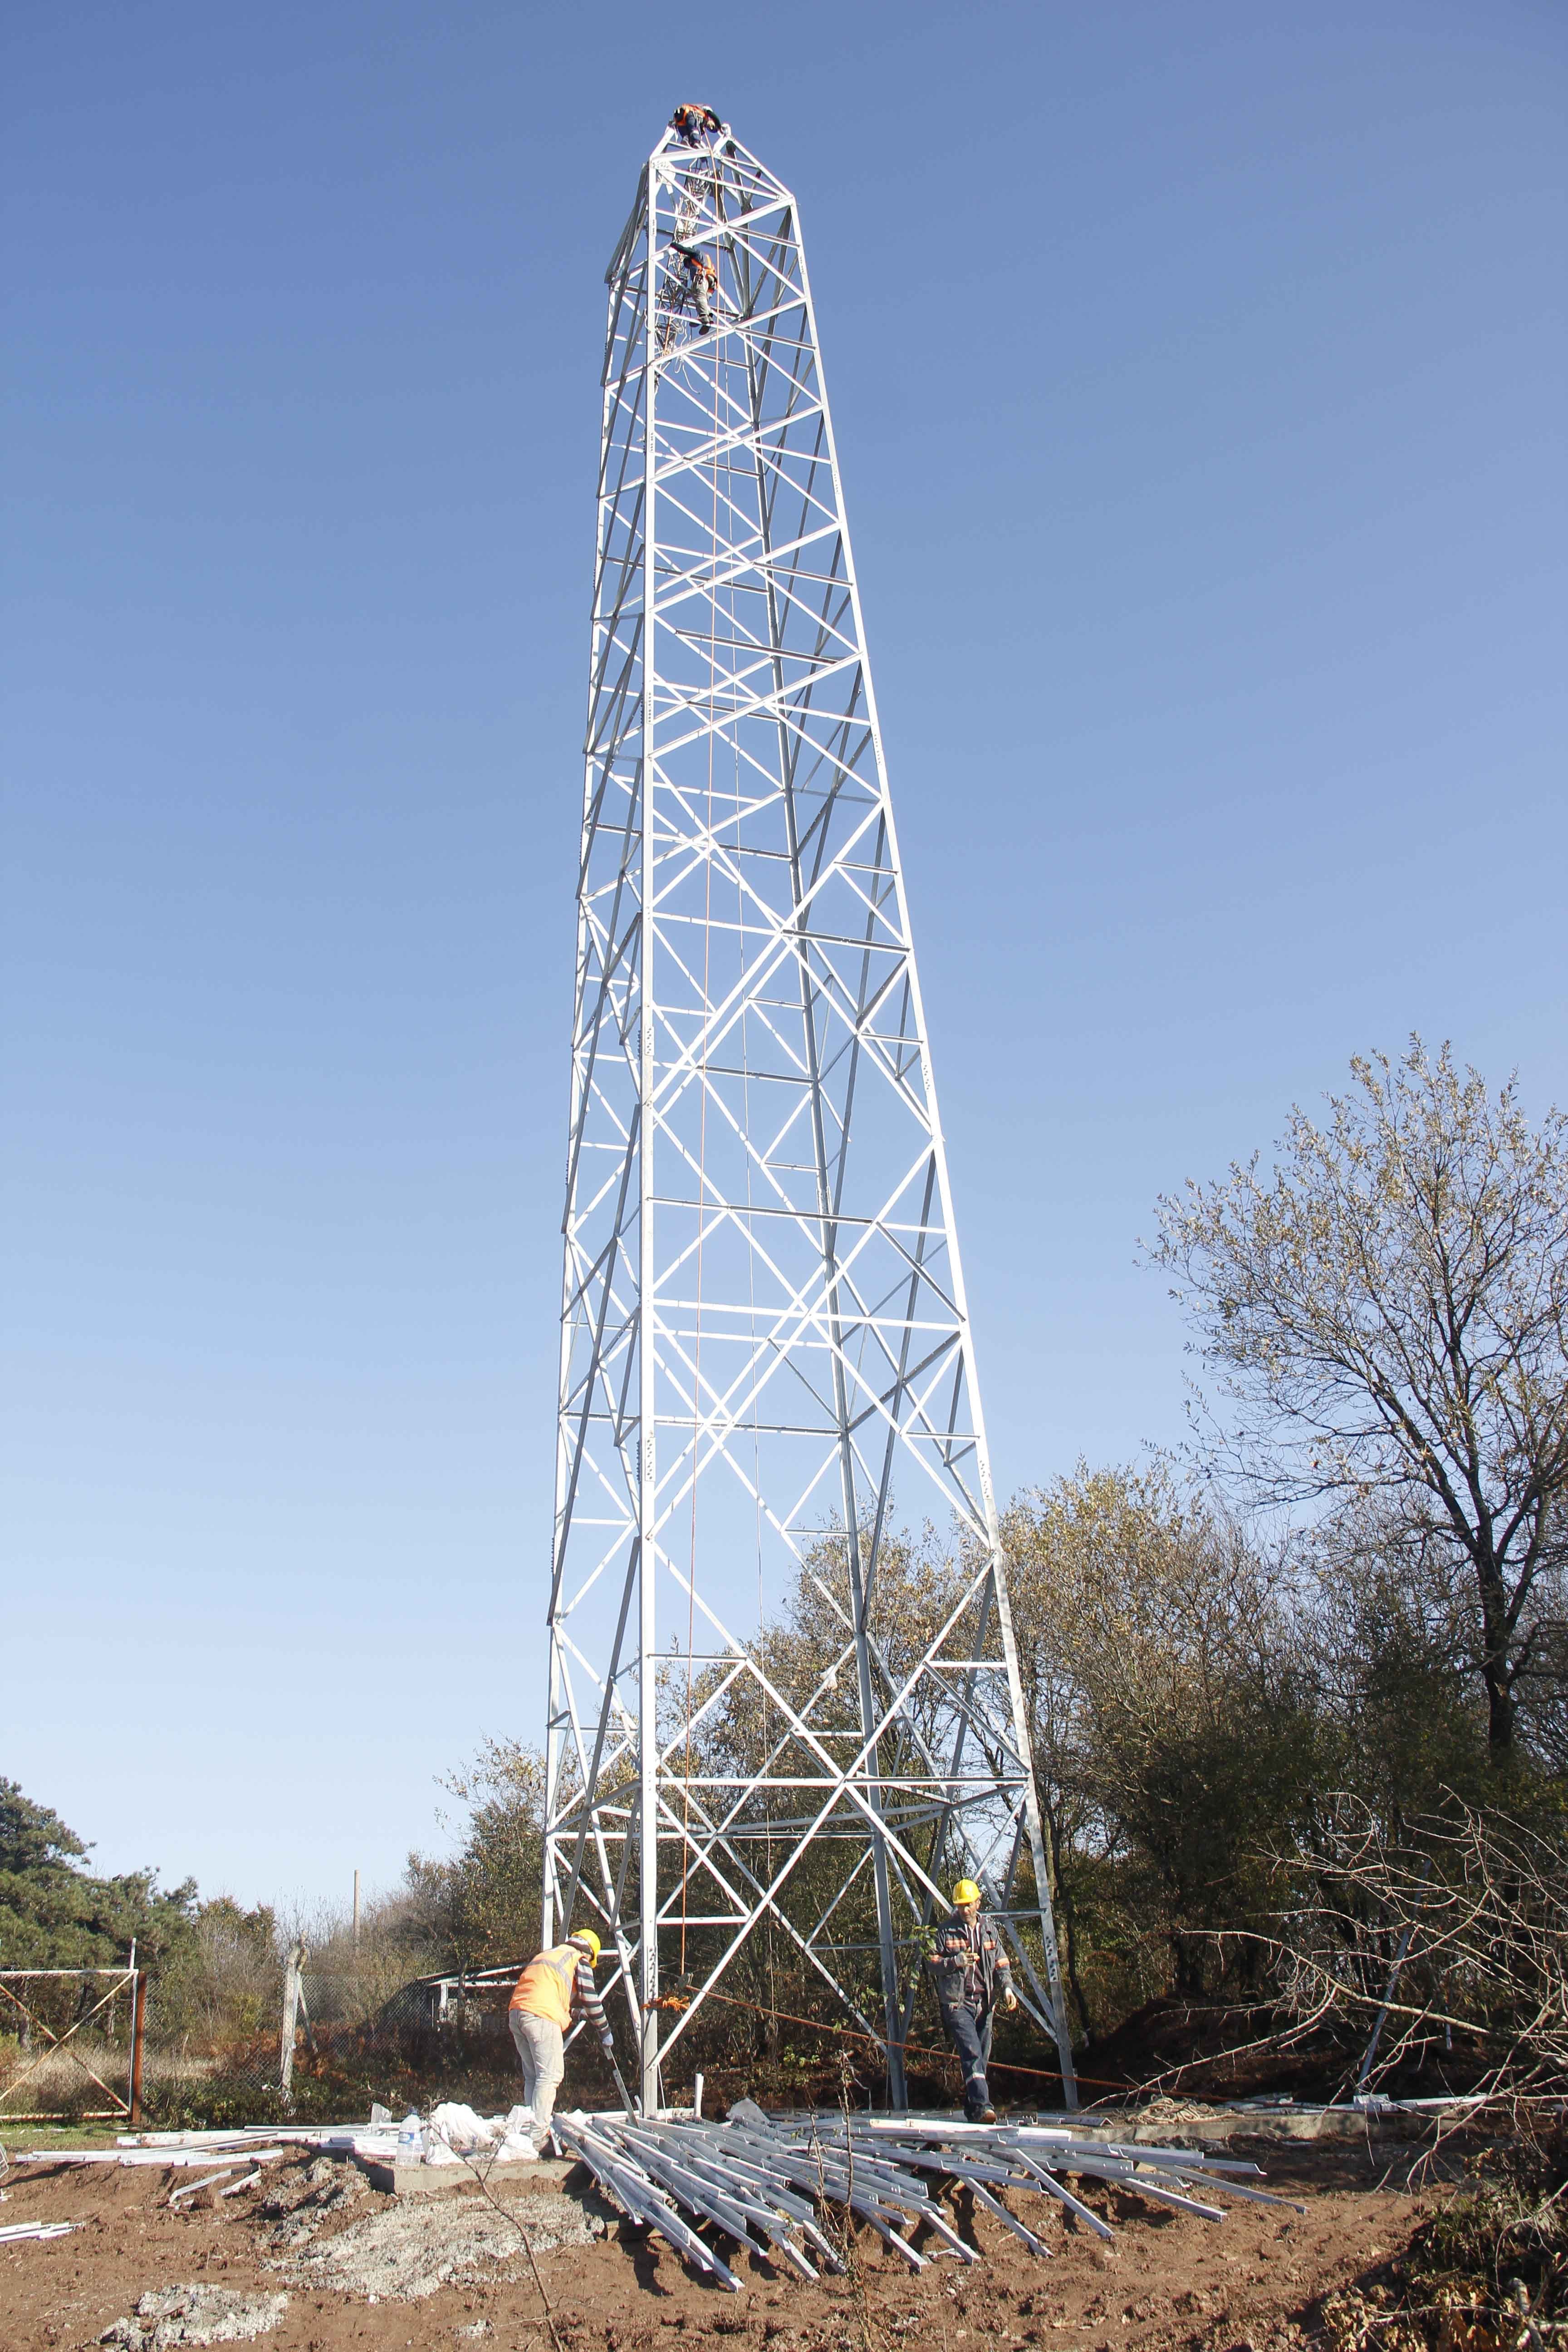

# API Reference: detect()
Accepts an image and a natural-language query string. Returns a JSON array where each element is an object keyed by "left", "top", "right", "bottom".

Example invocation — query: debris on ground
[
  {"left": 271, "top": 2191, "right": 599, "bottom": 2303},
  {"left": 97, "top": 2283, "right": 289, "bottom": 2347},
  {"left": 0, "top": 2122, "right": 1441, "bottom": 2352},
  {"left": 260, "top": 2153, "right": 365, "bottom": 2248},
  {"left": 552, "top": 2105, "right": 1302, "bottom": 2290}
]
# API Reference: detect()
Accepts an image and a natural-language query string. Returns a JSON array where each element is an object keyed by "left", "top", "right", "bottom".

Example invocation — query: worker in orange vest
[
  {"left": 671, "top": 244, "right": 719, "bottom": 333},
  {"left": 508, "top": 1929, "right": 613, "bottom": 2146},
  {"left": 670, "top": 102, "right": 724, "bottom": 148}
]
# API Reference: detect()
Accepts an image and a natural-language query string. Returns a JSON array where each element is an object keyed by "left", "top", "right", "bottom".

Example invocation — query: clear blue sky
[{"left": 5, "top": 1, "right": 1564, "bottom": 1916}]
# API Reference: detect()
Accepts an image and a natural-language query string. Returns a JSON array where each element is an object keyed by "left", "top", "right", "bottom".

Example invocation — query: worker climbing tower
[{"left": 543, "top": 113, "right": 1076, "bottom": 2114}]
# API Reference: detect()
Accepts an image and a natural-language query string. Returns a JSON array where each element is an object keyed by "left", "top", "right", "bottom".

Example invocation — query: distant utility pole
[
  {"left": 352, "top": 1870, "right": 360, "bottom": 1951},
  {"left": 542, "top": 114, "right": 1077, "bottom": 2118}
]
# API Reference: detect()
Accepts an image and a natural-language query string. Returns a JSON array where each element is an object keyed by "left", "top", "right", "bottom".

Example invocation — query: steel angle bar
[
  {"left": 1066, "top": 2168, "right": 1226, "bottom": 2224},
  {"left": 169, "top": 2168, "right": 241, "bottom": 2205},
  {"left": 955, "top": 2176, "right": 1051, "bottom": 2257},
  {"left": 1084, "top": 2142, "right": 1265, "bottom": 2176},
  {"left": 804, "top": 2126, "right": 1050, "bottom": 2250},
  {"left": 826, "top": 2132, "right": 1033, "bottom": 2194},
  {"left": 1137, "top": 2153, "right": 1267, "bottom": 2176},
  {"left": 817, "top": 2152, "right": 987, "bottom": 2254},
  {"left": 720, "top": 2122, "right": 903, "bottom": 2204},
  {"left": 1067, "top": 2155, "right": 1301, "bottom": 2216},
  {"left": 0, "top": 1968, "right": 137, "bottom": 1979},
  {"left": 652, "top": 2129, "right": 845, "bottom": 2272},
  {"left": 776, "top": 2132, "right": 925, "bottom": 2193},
  {"left": 998, "top": 2148, "right": 1116, "bottom": 2241},
  {"left": 738, "top": 2126, "right": 931, "bottom": 2230},
  {"left": 611, "top": 2128, "right": 775, "bottom": 2257},
  {"left": 552, "top": 2116, "right": 740, "bottom": 2291},
  {"left": 614, "top": 2125, "right": 818, "bottom": 2278},
  {"left": 1019, "top": 2131, "right": 1272, "bottom": 2184},
  {"left": 1170, "top": 2173, "right": 1306, "bottom": 2213},
  {"left": 727, "top": 2127, "right": 951, "bottom": 2264},
  {"left": 643, "top": 2125, "right": 820, "bottom": 2239}
]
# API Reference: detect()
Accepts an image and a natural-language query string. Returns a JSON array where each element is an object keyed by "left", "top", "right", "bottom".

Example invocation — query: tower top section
[{"left": 605, "top": 106, "right": 795, "bottom": 288}]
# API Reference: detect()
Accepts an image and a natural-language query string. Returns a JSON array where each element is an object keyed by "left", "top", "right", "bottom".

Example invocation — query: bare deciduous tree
[
  {"left": 1267, "top": 1798, "right": 1568, "bottom": 2095},
  {"left": 1150, "top": 1040, "right": 1568, "bottom": 1760}
]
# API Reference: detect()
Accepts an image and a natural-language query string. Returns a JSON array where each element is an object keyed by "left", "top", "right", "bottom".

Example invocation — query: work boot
[{"left": 978, "top": 2105, "right": 997, "bottom": 2123}]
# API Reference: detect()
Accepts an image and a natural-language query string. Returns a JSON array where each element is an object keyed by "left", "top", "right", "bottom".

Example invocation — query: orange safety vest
[{"left": 509, "top": 1944, "right": 580, "bottom": 2029}]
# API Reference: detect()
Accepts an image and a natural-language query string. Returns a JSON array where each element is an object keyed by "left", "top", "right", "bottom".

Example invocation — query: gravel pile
[
  {"left": 273, "top": 2193, "right": 599, "bottom": 2303},
  {"left": 261, "top": 2153, "right": 365, "bottom": 2249},
  {"left": 99, "top": 2284, "right": 289, "bottom": 2347}
]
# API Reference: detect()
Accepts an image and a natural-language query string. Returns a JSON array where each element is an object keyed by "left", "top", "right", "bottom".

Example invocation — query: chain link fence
[{"left": 120, "top": 1961, "right": 621, "bottom": 2129}]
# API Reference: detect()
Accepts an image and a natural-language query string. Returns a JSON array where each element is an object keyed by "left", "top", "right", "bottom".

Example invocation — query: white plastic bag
[
  {"left": 425, "top": 2102, "right": 495, "bottom": 2160},
  {"left": 429, "top": 2102, "right": 494, "bottom": 2150}
]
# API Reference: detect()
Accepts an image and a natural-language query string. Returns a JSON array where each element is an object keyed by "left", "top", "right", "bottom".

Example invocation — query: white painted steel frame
[{"left": 544, "top": 121, "right": 1076, "bottom": 2113}]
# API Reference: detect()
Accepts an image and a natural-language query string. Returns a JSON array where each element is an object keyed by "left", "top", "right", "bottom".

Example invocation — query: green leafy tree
[
  {"left": 410, "top": 1740, "right": 547, "bottom": 1971},
  {"left": 1304, "top": 1502, "right": 1491, "bottom": 1817},
  {"left": 0, "top": 1778, "right": 197, "bottom": 1969},
  {"left": 1001, "top": 1466, "right": 1324, "bottom": 2015}
]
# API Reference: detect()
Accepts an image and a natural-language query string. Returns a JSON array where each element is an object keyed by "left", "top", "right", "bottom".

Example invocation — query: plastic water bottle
[{"left": 397, "top": 2110, "right": 422, "bottom": 2164}]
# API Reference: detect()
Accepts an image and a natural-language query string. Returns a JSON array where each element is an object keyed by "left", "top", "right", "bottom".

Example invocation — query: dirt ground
[{"left": 0, "top": 2128, "right": 1443, "bottom": 2352}]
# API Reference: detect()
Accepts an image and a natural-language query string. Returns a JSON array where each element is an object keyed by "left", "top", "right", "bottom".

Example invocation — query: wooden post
[
  {"left": 129, "top": 1972, "right": 147, "bottom": 2126},
  {"left": 279, "top": 1940, "right": 307, "bottom": 2101}
]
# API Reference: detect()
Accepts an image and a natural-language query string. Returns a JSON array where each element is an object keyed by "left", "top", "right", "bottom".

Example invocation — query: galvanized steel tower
[{"left": 543, "top": 116, "right": 1077, "bottom": 2114}]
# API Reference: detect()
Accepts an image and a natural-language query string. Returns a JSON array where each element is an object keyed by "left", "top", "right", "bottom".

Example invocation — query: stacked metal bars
[
  {"left": 547, "top": 112, "right": 1075, "bottom": 2119},
  {"left": 549, "top": 2112, "right": 1299, "bottom": 2290},
  {"left": 17, "top": 2147, "right": 289, "bottom": 2170}
]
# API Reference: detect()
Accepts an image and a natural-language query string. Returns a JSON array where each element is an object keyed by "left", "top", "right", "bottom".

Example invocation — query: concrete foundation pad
[{"left": 358, "top": 2156, "right": 581, "bottom": 2199}]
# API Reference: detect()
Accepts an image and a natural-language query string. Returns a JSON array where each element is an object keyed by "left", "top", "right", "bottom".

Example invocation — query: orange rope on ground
[{"left": 688, "top": 1984, "right": 1127, "bottom": 2094}]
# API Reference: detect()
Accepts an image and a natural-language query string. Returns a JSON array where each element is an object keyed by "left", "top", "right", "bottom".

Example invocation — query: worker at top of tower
[
  {"left": 508, "top": 1929, "right": 614, "bottom": 2148},
  {"left": 671, "top": 243, "right": 719, "bottom": 333},
  {"left": 925, "top": 1878, "right": 1017, "bottom": 2124},
  {"left": 671, "top": 101, "right": 725, "bottom": 147}
]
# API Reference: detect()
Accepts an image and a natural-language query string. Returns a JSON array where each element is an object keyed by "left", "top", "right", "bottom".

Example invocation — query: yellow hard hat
[
  {"left": 569, "top": 1929, "right": 602, "bottom": 1963},
  {"left": 952, "top": 1879, "right": 981, "bottom": 1906}
]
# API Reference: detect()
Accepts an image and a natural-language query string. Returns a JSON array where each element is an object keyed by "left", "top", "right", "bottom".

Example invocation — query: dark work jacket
[{"left": 927, "top": 1911, "right": 1013, "bottom": 2014}]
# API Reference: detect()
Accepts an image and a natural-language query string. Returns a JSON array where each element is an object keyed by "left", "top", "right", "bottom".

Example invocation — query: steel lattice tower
[{"left": 544, "top": 117, "right": 1077, "bottom": 2114}]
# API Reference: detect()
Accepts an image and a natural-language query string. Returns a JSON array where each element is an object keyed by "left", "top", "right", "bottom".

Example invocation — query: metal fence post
[{"left": 129, "top": 1972, "right": 147, "bottom": 2125}]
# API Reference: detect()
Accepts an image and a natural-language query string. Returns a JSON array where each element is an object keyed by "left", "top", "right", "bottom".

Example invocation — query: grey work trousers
[
  {"left": 509, "top": 2010, "right": 565, "bottom": 2141},
  {"left": 939, "top": 1999, "right": 995, "bottom": 2119}
]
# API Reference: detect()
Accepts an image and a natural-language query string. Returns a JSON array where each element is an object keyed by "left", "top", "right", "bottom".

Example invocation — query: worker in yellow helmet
[
  {"left": 925, "top": 1879, "right": 1017, "bottom": 2124},
  {"left": 508, "top": 1928, "right": 612, "bottom": 2148}
]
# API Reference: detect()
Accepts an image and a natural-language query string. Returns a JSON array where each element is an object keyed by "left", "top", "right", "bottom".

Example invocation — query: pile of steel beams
[{"left": 550, "top": 2109, "right": 1300, "bottom": 2293}]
